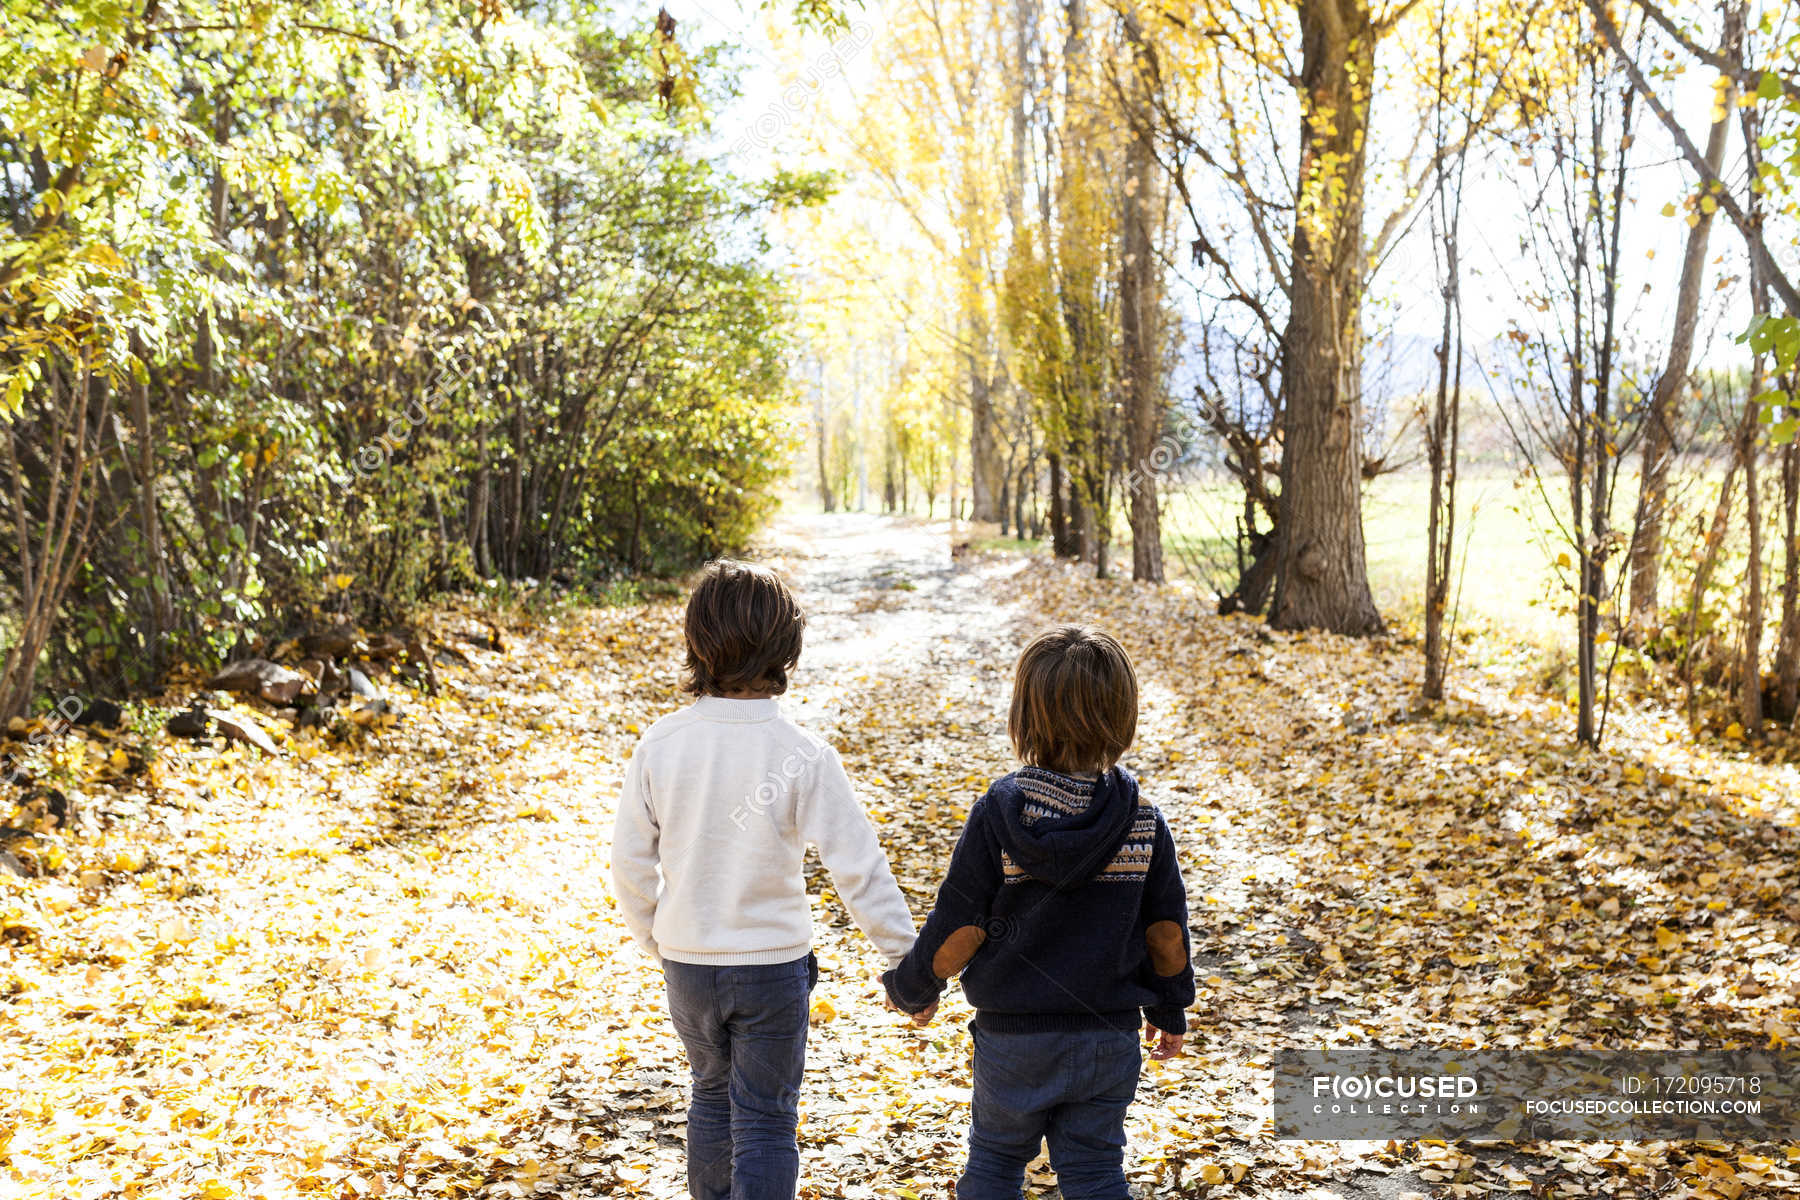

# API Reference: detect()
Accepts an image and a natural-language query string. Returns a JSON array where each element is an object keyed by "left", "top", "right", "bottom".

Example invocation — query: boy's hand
[
  {"left": 1145, "top": 1020, "right": 1184, "bottom": 1061},
  {"left": 884, "top": 992, "right": 937, "bottom": 1026}
]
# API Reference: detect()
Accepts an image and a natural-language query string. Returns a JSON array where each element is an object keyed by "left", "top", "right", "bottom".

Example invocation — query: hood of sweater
[{"left": 989, "top": 765, "right": 1140, "bottom": 889}]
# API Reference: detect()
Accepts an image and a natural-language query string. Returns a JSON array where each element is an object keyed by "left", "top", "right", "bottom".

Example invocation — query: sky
[{"left": 663, "top": 0, "right": 1755, "bottom": 394}]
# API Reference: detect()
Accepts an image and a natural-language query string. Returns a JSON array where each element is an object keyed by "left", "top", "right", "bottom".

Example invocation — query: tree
[
  {"left": 1422, "top": 0, "right": 1473, "bottom": 702},
  {"left": 1118, "top": 9, "right": 1168, "bottom": 584},
  {"left": 1494, "top": 5, "right": 1641, "bottom": 748},
  {"left": 0, "top": 354, "right": 110, "bottom": 723},
  {"left": 1624, "top": 6, "right": 1741, "bottom": 633},
  {"left": 823, "top": 0, "right": 1023, "bottom": 529},
  {"left": 1143, "top": 0, "right": 1535, "bottom": 628},
  {"left": 1, "top": 2, "right": 809, "bottom": 716},
  {"left": 1584, "top": 0, "right": 1800, "bottom": 318},
  {"left": 1269, "top": 0, "right": 1389, "bottom": 634},
  {"left": 819, "top": 0, "right": 1159, "bottom": 576}
]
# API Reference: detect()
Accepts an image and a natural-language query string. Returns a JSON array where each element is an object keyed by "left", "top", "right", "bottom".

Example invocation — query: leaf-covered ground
[{"left": 5, "top": 512, "right": 1800, "bottom": 1199}]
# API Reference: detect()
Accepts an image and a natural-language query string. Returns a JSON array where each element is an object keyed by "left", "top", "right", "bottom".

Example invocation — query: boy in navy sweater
[{"left": 883, "top": 625, "right": 1194, "bottom": 1200}]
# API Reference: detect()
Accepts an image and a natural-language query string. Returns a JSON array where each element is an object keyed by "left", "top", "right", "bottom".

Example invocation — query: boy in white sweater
[{"left": 610, "top": 559, "right": 919, "bottom": 1200}]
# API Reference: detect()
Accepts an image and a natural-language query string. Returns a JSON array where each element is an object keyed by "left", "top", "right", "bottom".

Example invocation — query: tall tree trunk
[
  {"left": 1626, "top": 37, "right": 1737, "bottom": 632},
  {"left": 0, "top": 355, "right": 110, "bottom": 724},
  {"left": 628, "top": 477, "right": 644, "bottom": 572},
  {"left": 1069, "top": 462, "right": 1091, "bottom": 563},
  {"left": 1422, "top": 213, "right": 1464, "bottom": 700},
  {"left": 1016, "top": 463, "right": 1032, "bottom": 540},
  {"left": 1271, "top": 0, "right": 1383, "bottom": 634},
  {"left": 1050, "top": 0, "right": 1094, "bottom": 558},
  {"left": 1742, "top": 386, "right": 1764, "bottom": 736},
  {"left": 1683, "top": 398, "right": 1756, "bottom": 728},
  {"left": 1776, "top": 435, "right": 1799, "bottom": 719},
  {"left": 1120, "top": 12, "right": 1165, "bottom": 584},
  {"left": 1577, "top": 67, "right": 1634, "bottom": 749},
  {"left": 1008, "top": 0, "right": 1034, "bottom": 256},
  {"left": 1048, "top": 448, "right": 1072, "bottom": 555},
  {"left": 1087, "top": 427, "right": 1110, "bottom": 578},
  {"left": 964, "top": 37, "right": 1004, "bottom": 530},
  {"left": 948, "top": 398, "right": 962, "bottom": 521},
  {"left": 506, "top": 389, "right": 525, "bottom": 575},
  {"left": 1422, "top": 4, "right": 1467, "bottom": 702},
  {"left": 815, "top": 379, "right": 835, "bottom": 514},
  {"left": 969, "top": 349, "right": 1003, "bottom": 523},
  {"left": 128, "top": 344, "right": 171, "bottom": 680},
  {"left": 1742, "top": 117, "right": 1770, "bottom": 736},
  {"left": 468, "top": 424, "right": 492, "bottom": 578}
]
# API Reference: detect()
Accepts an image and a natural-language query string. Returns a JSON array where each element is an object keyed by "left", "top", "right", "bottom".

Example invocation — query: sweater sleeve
[
  {"left": 797, "top": 745, "right": 917, "bottom": 966},
  {"left": 882, "top": 796, "right": 1004, "bottom": 1013},
  {"left": 1140, "top": 809, "right": 1195, "bottom": 1035},
  {"left": 609, "top": 743, "right": 662, "bottom": 961}
]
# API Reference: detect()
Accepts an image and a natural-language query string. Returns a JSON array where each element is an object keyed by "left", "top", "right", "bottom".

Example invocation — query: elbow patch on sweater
[
  {"left": 1146, "top": 920, "right": 1187, "bottom": 976},
  {"left": 932, "top": 924, "right": 988, "bottom": 978}
]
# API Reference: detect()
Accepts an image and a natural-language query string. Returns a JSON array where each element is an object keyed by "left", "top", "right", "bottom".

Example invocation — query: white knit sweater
[{"left": 609, "top": 695, "right": 917, "bottom": 967}]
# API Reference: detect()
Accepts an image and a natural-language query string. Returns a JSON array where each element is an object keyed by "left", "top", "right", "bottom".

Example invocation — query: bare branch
[
  {"left": 1584, "top": 0, "right": 1800, "bottom": 317},
  {"left": 1628, "top": 0, "right": 1800, "bottom": 102}
]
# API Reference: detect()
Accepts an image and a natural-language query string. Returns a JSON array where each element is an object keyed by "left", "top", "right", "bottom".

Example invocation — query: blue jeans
[
  {"left": 957, "top": 1025, "right": 1141, "bottom": 1200},
  {"left": 663, "top": 954, "right": 817, "bottom": 1200}
]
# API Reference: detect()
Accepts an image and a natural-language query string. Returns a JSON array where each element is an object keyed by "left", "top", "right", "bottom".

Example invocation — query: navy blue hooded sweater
[{"left": 882, "top": 765, "right": 1195, "bottom": 1035}]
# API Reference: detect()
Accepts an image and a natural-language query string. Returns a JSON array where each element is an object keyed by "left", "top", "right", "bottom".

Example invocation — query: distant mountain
[{"left": 1171, "top": 320, "right": 1535, "bottom": 469}]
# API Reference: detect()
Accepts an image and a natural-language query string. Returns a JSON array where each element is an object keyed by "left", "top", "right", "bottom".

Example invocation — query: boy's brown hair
[
  {"left": 683, "top": 559, "right": 806, "bottom": 696},
  {"left": 1008, "top": 624, "right": 1138, "bottom": 775}
]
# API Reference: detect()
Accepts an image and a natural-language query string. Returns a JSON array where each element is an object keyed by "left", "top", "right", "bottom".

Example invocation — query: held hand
[
  {"left": 883, "top": 985, "right": 937, "bottom": 1026},
  {"left": 1145, "top": 1019, "right": 1184, "bottom": 1061},
  {"left": 909, "top": 998, "right": 939, "bottom": 1026}
]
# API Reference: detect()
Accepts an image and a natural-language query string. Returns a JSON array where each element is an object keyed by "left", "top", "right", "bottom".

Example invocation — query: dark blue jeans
[
  {"left": 662, "top": 954, "right": 817, "bottom": 1200},
  {"left": 957, "top": 1025, "right": 1141, "bottom": 1200}
]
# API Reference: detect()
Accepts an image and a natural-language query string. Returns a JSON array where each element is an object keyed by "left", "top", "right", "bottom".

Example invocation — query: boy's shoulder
[
  {"left": 980, "top": 765, "right": 1168, "bottom": 822},
  {"left": 633, "top": 701, "right": 834, "bottom": 755},
  {"left": 771, "top": 709, "right": 831, "bottom": 747},
  {"left": 636, "top": 704, "right": 697, "bottom": 749},
  {"left": 984, "top": 764, "right": 1156, "bottom": 799}
]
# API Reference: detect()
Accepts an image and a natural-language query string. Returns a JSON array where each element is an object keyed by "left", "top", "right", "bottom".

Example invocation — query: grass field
[{"left": 1161, "top": 467, "right": 1575, "bottom": 648}]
